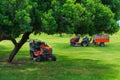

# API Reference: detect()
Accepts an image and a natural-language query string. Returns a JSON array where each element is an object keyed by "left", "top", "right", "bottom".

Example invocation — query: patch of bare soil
[
  {"left": 0, "top": 59, "right": 30, "bottom": 66},
  {"left": 10, "top": 60, "right": 29, "bottom": 66}
]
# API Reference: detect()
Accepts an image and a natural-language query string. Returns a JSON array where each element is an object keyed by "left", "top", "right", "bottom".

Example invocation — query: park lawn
[{"left": 0, "top": 32, "right": 120, "bottom": 80}]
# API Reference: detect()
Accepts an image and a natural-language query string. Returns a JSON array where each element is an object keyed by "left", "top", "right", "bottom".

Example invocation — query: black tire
[
  {"left": 93, "top": 41, "right": 97, "bottom": 45},
  {"left": 82, "top": 42, "right": 88, "bottom": 47},
  {"left": 47, "top": 56, "right": 53, "bottom": 61},
  {"left": 70, "top": 42, "right": 75, "bottom": 46},
  {"left": 41, "top": 54, "right": 47, "bottom": 61},
  {"left": 47, "top": 55, "right": 56, "bottom": 61},
  {"left": 35, "top": 56, "right": 41, "bottom": 62},
  {"left": 100, "top": 42, "right": 105, "bottom": 47},
  {"left": 51, "top": 55, "right": 56, "bottom": 61}
]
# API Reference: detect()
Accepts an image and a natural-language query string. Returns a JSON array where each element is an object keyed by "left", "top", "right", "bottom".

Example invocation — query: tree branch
[
  {"left": 8, "top": 32, "right": 32, "bottom": 62},
  {"left": 18, "top": 32, "right": 31, "bottom": 46},
  {"left": 10, "top": 38, "right": 17, "bottom": 46},
  {"left": 0, "top": 34, "right": 17, "bottom": 46}
]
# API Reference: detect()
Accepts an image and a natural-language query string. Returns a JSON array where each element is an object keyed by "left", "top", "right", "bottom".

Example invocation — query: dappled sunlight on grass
[{"left": 19, "top": 68, "right": 39, "bottom": 72}]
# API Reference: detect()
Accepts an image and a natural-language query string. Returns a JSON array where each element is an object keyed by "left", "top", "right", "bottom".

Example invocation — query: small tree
[
  {"left": 0, "top": 0, "right": 33, "bottom": 62},
  {"left": 0, "top": 0, "right": 52, "bottom": 62}
]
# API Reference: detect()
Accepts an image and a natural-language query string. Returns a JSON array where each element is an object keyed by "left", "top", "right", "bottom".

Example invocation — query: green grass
[{"left": 0, "top": 32, "right": 120, "bottom": 80}]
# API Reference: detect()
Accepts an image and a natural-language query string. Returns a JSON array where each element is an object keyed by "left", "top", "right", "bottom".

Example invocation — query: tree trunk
[
  {"left": 8, "top": 44, "right": 22, "bottom": 62},
  {"left": 8, "top": 32, "right": 31, "bottom": 63}
]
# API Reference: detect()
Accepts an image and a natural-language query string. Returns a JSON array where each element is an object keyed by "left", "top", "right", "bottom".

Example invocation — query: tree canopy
[
  {"left": 0, "top": 0, "right": 119, "bottom": 62},
  {"left": 101, "top": 0, "right": 120, "bottom": 20}
]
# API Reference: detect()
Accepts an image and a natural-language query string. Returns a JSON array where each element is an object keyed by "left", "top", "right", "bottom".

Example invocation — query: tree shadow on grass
[
  {"left": 0, "top": 44, "right": 120, "bottom": 80},
  {"left": 0, "top": 51, "right": 11, "bottom": 60},
  {"left": 44, "top": 55, "right": 119, "bottom": 80},
  {"left": 0, "top": 55, "right": 119, "bottom": 80}
]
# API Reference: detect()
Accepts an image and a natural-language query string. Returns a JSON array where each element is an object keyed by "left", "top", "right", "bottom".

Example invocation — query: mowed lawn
[{"left": 0, "top": 31, "right": 120, "bottom": 80}]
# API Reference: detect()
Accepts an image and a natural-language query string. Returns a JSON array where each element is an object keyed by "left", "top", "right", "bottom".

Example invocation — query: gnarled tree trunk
[
  {"left": 8, "top": 44, "right": 22, "bottom": 62},
  {"left": 4, "top": 32, "right": 31, "bottom": 63}
]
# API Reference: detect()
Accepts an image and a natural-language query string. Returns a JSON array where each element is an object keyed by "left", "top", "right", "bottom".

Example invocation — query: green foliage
[
  {"left": 74, "top": 0, "right": 95, "bottom": 35},
  {"left": 0, "top": 0, "right": 119, "bottom": 38},
  {"left": 101, "top": 0, "right": 120, "bottom": 20},
  {"left": 0, "top": 0, "right": 32, "bottom": 38},
  {"left": 51, "top": 0, "right": 72, "bottom": 34},
  {"left": 29, "top": 0, "right": 52, "bottom": 34},
  {"left": 76, "top": 0, "right": 119, "bottom": 35},
  {"left": 41, "top": 9, "right": 58, "bottom": 34},
  {"left": 32, "top": 0, "right": 51, "bottom": 12},
  {"left": 93, "top": 1, "right": 119, "bottom": 34}
]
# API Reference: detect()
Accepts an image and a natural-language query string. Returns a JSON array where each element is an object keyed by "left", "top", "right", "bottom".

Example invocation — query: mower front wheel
[
  {"left": 51, "top": 55, "right": 56, "bottom": 61},
  {"left": 47, "top": 55, "right": 56, "bottom": 61},
  {"left": 35, "top": 56, "right": 41, "bottom": 62},
  {"left": 82, "top": 42, "right": 88, "bottom": 47}
]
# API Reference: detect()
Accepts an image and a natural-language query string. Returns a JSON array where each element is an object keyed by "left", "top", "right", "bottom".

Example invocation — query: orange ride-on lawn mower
[
  {"left": 70, "top": 36, "right": 90, "bottom": 47},
  {"left": 29, "top": 40, "right": 56, "bottom": 62},
  {"left": 93, "top": 34, "right": 109, "bottom": 46}
]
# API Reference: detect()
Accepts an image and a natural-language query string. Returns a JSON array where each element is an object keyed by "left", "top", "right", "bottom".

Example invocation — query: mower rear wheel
[
  {"left": 48, "top": 56, "right": 53, "bottom": 61},
  {"left": 47, "top": 55, "right": 56, "bottom": 61},
  {"left": 35, "top": 56, "right": 42, "bottom": 62},
  {"left": 51, "top": 55, "right": 56, "bottom": 61}
]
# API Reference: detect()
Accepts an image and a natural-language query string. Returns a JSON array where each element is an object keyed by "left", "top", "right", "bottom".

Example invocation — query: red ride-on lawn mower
[
  {"left": 70, "top": 36, "right": 90, "bottom": 47},
  {"left": 29, "top": 40, "right": 56, "bottom": 62}
]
